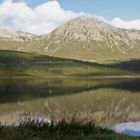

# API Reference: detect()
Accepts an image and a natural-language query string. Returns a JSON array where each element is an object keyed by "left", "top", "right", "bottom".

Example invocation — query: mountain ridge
[
  {"left": 0, "top": 29, "right": 37, "bottom": 41},
  {"left": 0, "top": 15, "right": 140, "bottom": 63},
  {"left": 24, "top": 15, "right": 140, "bottom": 63}
]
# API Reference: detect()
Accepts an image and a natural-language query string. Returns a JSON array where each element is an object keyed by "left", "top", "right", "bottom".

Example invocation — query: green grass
[
  {"left": 0, "top": 119, "right": 138, "bottom": 140},
  {"left": 0, "top": 50, "right": 136, "bottom": 77},
  {"left": 0, "top": 40, "right": 23, "bottom": 51}
]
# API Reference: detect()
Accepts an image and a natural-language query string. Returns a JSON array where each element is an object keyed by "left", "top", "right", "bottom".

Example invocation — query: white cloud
[
  {"left": 0, "top": 0, "right": 140, "bottom": 35},
  {"left": 111, "top": 17, "right": 140, "bottom": 30},
  {"left": 0, "top": 0, "right": 85, "bottom": 35}
]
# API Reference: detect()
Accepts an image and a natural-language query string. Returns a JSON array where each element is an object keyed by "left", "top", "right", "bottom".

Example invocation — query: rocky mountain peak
[
  {"left": 31, "top": 15, "right": 140, "bottom": 63},
  {"left": 50, "top": 15, "right": 114, "bottom": 37},
  {"left": 44, "top": 15, "right": 139, "bottom": 49}
]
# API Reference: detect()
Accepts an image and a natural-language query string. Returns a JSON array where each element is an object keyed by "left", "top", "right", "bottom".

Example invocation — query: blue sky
[{"left": 5, "top": 0, "right": 140, "bottom": 20}]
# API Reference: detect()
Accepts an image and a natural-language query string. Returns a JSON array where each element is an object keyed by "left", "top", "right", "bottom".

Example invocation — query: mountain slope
[
  {"left": 0, "top": 29, "right": 37, "bottom": 52},
  {"left": 25, "top": 15, "right": 140, "bottom": 63},
  {"left": 0, "top": 16, "right": 140, "bottom": 63}
]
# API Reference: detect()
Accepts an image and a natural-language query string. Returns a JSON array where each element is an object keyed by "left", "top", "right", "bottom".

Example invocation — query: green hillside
[
  {"left": 24, "top": 38, "right": 140, "bottom": 64},
  {"left": 0, "top": 40, "right": 23, "bottom": 51},
  {"left": 0, "top": 50, "right": 133, "bottom": 77}
]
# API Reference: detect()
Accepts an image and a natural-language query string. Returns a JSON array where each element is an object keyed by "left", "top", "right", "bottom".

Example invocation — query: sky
[
  {"left": 0, "top": 0, "right": 140, "bottom": 35},
  {"left": 25, "top": 0, "right": 140, "bottom": 21}
]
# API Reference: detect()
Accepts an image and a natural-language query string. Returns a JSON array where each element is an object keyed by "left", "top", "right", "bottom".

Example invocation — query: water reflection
[{"left": 0, "top": 78, "right": 140, "bottom": 103}]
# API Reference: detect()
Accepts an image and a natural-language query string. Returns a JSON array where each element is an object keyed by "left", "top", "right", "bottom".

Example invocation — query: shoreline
[{"left": 0, "top": 75, "right": 140, "bottom": 79}]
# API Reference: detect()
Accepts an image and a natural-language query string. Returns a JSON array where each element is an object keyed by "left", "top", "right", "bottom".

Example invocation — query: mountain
[
  {"left": 0, "top": 29, "right": 37, "bottom": 41},
  {"left": 0, "top": 16, "right": 140, "bottom": 64},
  {"left": 25, "top": 15, "right": 140, "bottom": 63},
  {"left": 0, "top": 29, "right": 37, "bottom": 52}
]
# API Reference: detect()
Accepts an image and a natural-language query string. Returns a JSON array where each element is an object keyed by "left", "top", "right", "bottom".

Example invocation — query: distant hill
[
  {"left": 0, "top": 29, "right": 37, "bottom": 41},
  {"left": 109, "top": 59, "right": 140, "bottom": 72},
  {"left": 0, "top": 29, "right": 37, "bottom": 52}
]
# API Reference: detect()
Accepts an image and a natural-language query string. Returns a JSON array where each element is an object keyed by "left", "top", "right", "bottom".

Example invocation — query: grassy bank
[
  {"left": 0, "top": 50, "right": 135, "bottom": 77},
  {"left": 0, "top": 119, "right": 138, "bottom": 140}
]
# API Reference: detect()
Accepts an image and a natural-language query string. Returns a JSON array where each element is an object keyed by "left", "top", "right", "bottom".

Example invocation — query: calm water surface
[{"left": 0, "top": 78, "right": 140, "bottom": 127}]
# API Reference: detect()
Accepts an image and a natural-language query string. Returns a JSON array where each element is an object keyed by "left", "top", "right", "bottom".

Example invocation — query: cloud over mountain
[
  {"left": 0, "top": 0, "right": 85, "bottom": 35},
  {"left": 0, "top": 0, "right": 140, "bottom": 35},
  {"left": 111, "top": 18, "right": 140, "bottom": 30}
]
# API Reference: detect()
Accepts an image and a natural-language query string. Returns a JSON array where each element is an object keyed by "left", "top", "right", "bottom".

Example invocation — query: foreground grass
[{"left": 0, "top": 119, "right": 139, "bottom": 140}]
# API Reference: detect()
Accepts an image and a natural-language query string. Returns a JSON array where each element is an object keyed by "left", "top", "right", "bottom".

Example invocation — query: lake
[{"left": 0, "top": 77, "right": 140, "bottom": 128}]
